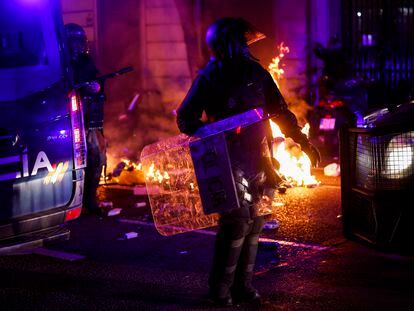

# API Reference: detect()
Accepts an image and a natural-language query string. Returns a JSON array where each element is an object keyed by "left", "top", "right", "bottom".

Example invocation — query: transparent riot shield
[{"left": 140, "top": 108, "right": 278, "bottom": 236}]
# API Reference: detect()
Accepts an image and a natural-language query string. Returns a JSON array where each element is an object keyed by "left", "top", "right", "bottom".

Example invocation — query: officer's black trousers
[
  {"left": 83, "top": 129, "right": 106, "bottom": 211},
  {"left": 209, "top": 215, "right": 265, "bottom": 297}
]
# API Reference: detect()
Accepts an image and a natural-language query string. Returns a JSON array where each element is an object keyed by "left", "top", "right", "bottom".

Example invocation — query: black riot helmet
[
  {"left": 64, "top": 23, "right": 89, "bottom": 59},
  {"left": 205, "top": 17, "right": 266, "bottom": 60}
]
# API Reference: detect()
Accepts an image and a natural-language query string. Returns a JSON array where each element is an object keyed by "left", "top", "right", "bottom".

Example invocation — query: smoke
[
  {"left": 99, "top": 0, "right": 182, "bottom": 170},
  {"left": 104, "top": 90, "right": 180, "bottom": 171}
]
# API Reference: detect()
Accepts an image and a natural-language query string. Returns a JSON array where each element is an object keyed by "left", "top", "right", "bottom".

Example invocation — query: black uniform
[
  {"left": 72, "top": 53, "right": 106, "bottom": 213},
  {"left": 177, "top": 56, "right": 316, "bottom": 303}
]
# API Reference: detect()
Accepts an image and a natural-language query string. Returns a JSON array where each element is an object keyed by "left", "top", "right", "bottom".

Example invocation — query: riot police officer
[
  {"left": 176, "top": 17, "right": 320, "bottom": 306},
  {"left": 65, "top": 23, "right": 106, "bottom": 215}
]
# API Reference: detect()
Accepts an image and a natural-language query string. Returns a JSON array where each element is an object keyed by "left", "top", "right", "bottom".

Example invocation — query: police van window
[
  {"left": 0, "top": 1, "right": 62, "bottom": 101},
  {"left": 0, "top": 25, "right": 46, "bottom": 68}
]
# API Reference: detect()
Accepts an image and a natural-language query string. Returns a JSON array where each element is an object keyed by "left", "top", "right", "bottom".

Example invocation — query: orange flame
[
  {"left": 145, "top": 162, "right": 170, "bottom": 184},
  {"left": 268, "top": 42, "right": 290, "bottom": 87},
  {"left": 301, "top": 123, "right": 310, "bottom": 137},
  {"left": 120, "top": 158, "right": 141, "bottom": 170},
  {"left": 267, "top": 43, "right": 318, "bottom": 187},
  {"left": 270, "top": 121, "right": 319, "bottom": 187},
  {"left": 109, "top": 158, "right": 170, "bottom": 185}
]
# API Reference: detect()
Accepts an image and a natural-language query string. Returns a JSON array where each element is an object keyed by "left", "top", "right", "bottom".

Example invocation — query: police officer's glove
[{"left": 303, "top": 144, "right": 321, "bottom": 168}]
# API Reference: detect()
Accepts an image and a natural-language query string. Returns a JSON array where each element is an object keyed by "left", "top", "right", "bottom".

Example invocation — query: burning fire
[
  {"left": 301, "top": 123, "right": 310, "bottom": 137},
  {"left": 267, "top": 42, "right": 319, "bottom": 187},
  {"left": 270, "top": 121, "right": 319, "bottom": 187},
  {"left": 107, "top": 159, "right": 170, "bottom": 185},
  {"left": 120, "top": 158, "right": 141, "bottom": 171},
  {"left": 113, "top": 123, "right": 317, "bottom": 187},
  {"left": 146, "top": 162, "right": 170, "bottom": 184},
  {"left": 268, "top": 42, "right": 290, "bottom": 88}
]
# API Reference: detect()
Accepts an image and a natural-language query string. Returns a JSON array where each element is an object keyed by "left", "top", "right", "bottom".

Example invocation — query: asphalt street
[{"left": 1, "top": 169, "right": 413, "bottom": 310}]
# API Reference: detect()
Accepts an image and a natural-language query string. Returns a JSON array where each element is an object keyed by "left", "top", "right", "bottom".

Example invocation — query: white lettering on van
[
  {"left": 31, "top": 151, "right": 53, "bottom": 176},
  {"left": 22, "top": 148, "right": 30, "bottom": 177}
]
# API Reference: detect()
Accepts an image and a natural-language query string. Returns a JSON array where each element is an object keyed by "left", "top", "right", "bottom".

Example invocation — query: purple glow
[
  {"left": 18, "top": 0, "right": 44, "bottom": 3},
  {"left": 16, "top": 0, "right": 47, "bottom": 7}
]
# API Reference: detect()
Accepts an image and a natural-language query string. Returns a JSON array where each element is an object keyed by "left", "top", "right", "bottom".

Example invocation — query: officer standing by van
[{"left": 65, "top": 23, "right": 106, "bottom": 216}]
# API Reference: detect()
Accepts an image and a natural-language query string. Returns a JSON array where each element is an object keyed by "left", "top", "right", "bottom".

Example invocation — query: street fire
[
  {"left": 106, "top": 158, "right": 170, "bottom": 186},
  {"left": 268, "top": 42, "right": 290, "bottom": 88},
  {"left": 146, "top": 162, "right": 170, "bottom": 184},
  {"left": 301, "top": 123, "right": 310, "bottom": 137},
  {"left": 270, "top": 120, "right": 319, "bottom": 187},
  {"left": 267, "top": 42, "right": 319, "bottom": 187},
  {"left": 121, "top": 158, "right": 141, "bottom": 170},
  {"left": 114, "top": 121, "right": 318, "bottom": 188},
  {"left": 111, "top": 122, "right": 318, "bottom": 187}
]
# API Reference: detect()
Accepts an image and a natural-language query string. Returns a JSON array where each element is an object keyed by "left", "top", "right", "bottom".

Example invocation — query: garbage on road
[
  {"left": 119, "top": 232, "right": 139, "bottom": 240},
  {"left": 263, "top": 220, "right": 280, "bottom": 230},
  {"left": 324, "top": 162, "right": 340, "bottom": 177},
  {"left": 107, "top": 208, "right": 122, "bottom": 217},
  {"left": 135, "top": 202, "right": 147, "bottom": 208},
  {"left": 109, "top": 160, "right": 145, "bottom": 186}
]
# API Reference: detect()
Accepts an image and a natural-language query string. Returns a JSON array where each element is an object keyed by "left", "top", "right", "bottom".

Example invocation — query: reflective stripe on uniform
[
  {"left": 231, "top": 237, "right": 245, "bottom": 248},
  {"left": 225, "top": 264, "right": 237, "bottom": 274},
  {"left": 245, "top": 263, "right": 255, "bottom": 272},
  {"left": 247, "top": 233, "right": 260, "bottom": 245}
]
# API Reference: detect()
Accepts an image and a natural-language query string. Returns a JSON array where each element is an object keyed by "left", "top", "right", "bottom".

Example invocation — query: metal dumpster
[{"left": 340, "top": 103, "right": 414, "bottom": 252}]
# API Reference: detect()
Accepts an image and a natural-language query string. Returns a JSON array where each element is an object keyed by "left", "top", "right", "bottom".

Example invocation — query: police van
[{"left": 0, "top": 0, "right": 87, "bottom": 252}]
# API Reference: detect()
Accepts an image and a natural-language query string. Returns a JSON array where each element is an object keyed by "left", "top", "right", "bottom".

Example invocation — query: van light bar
[
  {"left": 69, "top": 91, "right": 87, "bottom": 169},
  {"left": 71, "top": 95, "right": 78, "bottom": 112},
  {"left": 74, "top": 128, "right": 81, "bottom": 143}
]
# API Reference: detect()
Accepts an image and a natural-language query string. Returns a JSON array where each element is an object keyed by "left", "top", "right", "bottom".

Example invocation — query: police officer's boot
[
  {"left": 232, "top": 216, "right": 265, "bottom": 303},
  {"left": 208, "top": 221, "right": 250, "bottom": 306}
]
